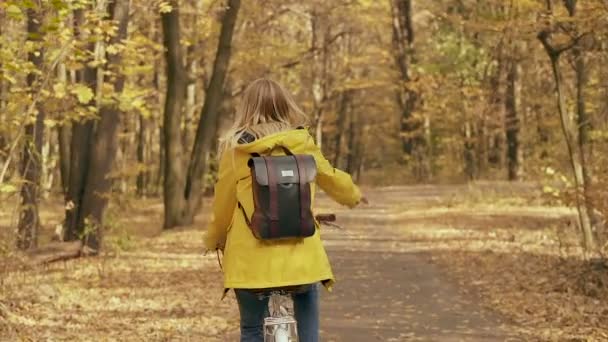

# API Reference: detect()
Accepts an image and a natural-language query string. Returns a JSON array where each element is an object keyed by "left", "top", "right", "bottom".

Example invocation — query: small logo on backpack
[{"left": 281, "top": 170, "right": 294, "bottom": 177}]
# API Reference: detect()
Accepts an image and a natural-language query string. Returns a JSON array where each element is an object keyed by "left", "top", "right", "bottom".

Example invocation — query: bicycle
[
  {"left": 208, "top": 214, "right": 339, "bottom": 342},
  {"left": 261, "top": 213, "right": 338, "bottom": 342}
]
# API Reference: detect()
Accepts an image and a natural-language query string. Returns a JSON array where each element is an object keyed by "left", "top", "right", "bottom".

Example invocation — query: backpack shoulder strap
[
  {"left": 237, "top": 201, "right": 251, "bottom": 227},
  {"left": 267, "top": 144, "right": 293, "bottom": 156}
]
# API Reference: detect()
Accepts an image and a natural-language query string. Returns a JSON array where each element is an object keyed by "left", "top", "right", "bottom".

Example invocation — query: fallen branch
[{"left": 25, "top": 241, "right": 96, "bottom": 266}]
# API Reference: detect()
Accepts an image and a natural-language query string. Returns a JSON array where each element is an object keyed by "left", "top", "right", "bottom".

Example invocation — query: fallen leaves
[
  {"left": 428, "top": 220, "right": 608, "bottom": 340},
  {"left": 2, "top": 184, "right": 606, "bottom": 340},
  {"left": 0, "top": 229, "right": 239, "bottom": 341},
  {"left": 377, "top": 183, "right": 608, "bottom": 340}
]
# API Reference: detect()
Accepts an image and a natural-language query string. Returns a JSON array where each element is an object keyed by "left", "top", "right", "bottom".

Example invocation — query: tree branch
[
  {"left": 280, "top": 30, "right": 350, "bottom": 69},
  {"left": 537, "top": 29, "right": 588, "bottom": 59}
]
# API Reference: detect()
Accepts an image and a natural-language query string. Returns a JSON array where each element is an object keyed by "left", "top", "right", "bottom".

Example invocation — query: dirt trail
[{"left": 314, "top": 186, "right": 522, "bottom": 341}]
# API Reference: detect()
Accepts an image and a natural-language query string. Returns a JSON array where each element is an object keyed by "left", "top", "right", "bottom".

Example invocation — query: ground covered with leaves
[
  {"left": 0, "top": 200, "right": 239, "bottom": 341},
  {"left": 403, "top": 184, "right": 608, "bottom": 341},
  {"left": 433, "top": 251, "right": 608, "bottom": 341},
  {"left": 2, "top": 183, "right": 607, "bottom": 341}
]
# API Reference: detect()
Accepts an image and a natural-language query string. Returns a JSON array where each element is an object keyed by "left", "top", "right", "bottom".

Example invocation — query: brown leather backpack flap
[{"left": 249, "top": 155, "right": 317, "bottom": 186}]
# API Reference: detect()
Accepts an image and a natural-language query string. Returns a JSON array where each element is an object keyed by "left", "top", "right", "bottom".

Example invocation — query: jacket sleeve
[
  {"left": 310, "top": 142, "right": 362, "bottom": 208},
  {"left": 204, "top": 150, "right": 237, "bottom": 250}
]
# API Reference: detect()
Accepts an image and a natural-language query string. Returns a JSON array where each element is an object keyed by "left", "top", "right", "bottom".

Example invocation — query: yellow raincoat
[{"left": 204, "top": 128, "right": 361, "bottom": 290}]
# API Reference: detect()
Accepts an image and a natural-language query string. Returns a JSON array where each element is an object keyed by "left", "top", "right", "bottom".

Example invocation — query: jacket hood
[{"left": 234, "top": 128, "right": 313, "bottom": 154}]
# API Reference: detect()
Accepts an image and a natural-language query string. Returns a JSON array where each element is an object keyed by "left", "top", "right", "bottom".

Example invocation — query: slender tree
[
  {"left": 161, "top": 0, "right": 188, "bottom": 228},
  {"left": 567, "top": 2, "right": 595, "bottom": 226},
  {"left": 136, "top": 113, "right": 148, "bottom": 197},
  {"left": 310, "top": 10, "right": 329, "bottom": 148},
  {"left": 505, "top": 53, "right": 522, "bottom": 181},
  {"left": 56, "top": 64, "right": 70, "bottom": 196},
  {"left": 390, "top": 0, "right": 427, "bottom": 179},
  {"left": 162, "top": 0, "right": 241, "bottom": 228},
  {"left": 17, "top": 3, "right": 46, "bottom": 249},
  {"left": 537, "top": 1, "right": 595, "bottom": 252},
  {"left": 486, "top": 42, "right": 506, "bottom": 170},
  {"left": 333, "top": 90, "right": 352, "bottom": 168}
]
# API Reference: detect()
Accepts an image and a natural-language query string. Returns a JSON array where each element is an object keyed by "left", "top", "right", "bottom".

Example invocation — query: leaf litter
[
  {"left": 0, "top": 228, "right": 239, "bottom": 341},
  {"left": 2, "top": 184, "right": 607, "bottom": 341},
  {"left": 401, "top": 186, "right": 608, "bottom": 341}
]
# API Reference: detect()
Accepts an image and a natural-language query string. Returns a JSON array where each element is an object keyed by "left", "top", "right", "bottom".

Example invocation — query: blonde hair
[{"left": 219, "top": 78, "right": 309, "bottom": 155}]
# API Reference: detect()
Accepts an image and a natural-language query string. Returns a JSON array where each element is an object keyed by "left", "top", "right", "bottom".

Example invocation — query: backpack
[{"left": 238, "top": 145, "right": 318, "bottom": 240}]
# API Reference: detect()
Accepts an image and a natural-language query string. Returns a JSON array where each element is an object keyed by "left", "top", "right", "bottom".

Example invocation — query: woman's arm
[
  {"left": 310, "top": 142, "right": 362, "bottom": 208},
  {"left": 204, "top": 151, "right": 237, "bottom": 250}
]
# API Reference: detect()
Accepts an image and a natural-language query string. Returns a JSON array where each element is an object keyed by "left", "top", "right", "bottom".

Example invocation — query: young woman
[{"left": 204, "top": 78, "right": 364, "bottom": 342}]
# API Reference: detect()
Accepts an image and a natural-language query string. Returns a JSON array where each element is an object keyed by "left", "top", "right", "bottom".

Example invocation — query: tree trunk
[
  {"left": 538, "top": 30, "right": 595, "bottom": 252},
  {"left": 58, "top": 124, "right": 71, "bottom": 196},
  {"left": 136, "top": 114, "right": 147, "bottom": 197},
  {"left": 354, "top": 123, "right": 367, "bottom": 183},
  {"left": 573, "top": 38, "right": 594, "bottom": 223},
  {"left": 40, "top": 129, "right": 53, "bottom": 198},
  {"left": 390, "top": 0, "right": 421, "bottom": 162},
  {"left": 346, "top": 111, "right": 358, "bottom": 175},
  {"left": 154, "top": 61, "right": 163, "bottom": 196},
  {"left": 157, "top": 122, "right": 165, "bottom": 196},
  {"left": 310, "top": 11, "right": 328, "bottom": 148},
  {"left": 463, "top": 121, "right": 476, "bottom": 182},
  {"left": 65, "top": 119, "right": 95, "bottom": 242},
  {"left": 476, "top": 111, "right": 488, "bottom": 177},
  {"left": 181, "top": 0, "right": 241, "bottom": 226},
  {"left": 462, "top": 84, "right": 476, "bottom": 181},
  {"left": 183, "top": 46, "right": 197, "bottom": 153},
  {"left": 481, "top": 44, "right": 505, "bottom": 174},
  {"left": 117, "top": 121, "right": 130, "bottom": 194},
  {"left": 314, "top": 108, "right": 324, "bottom": 149},
  {"left": 56, "top": 63, "right": 70, "bottom": 196},
  {"left": 161, "top": 0, "right": 189, "bottom": 228},
  {"left": 78, "top": 0, "right": 130, "bottom": 251},
  {"left": 333, "top": 91, "right": 351, "bottom": 168},
  {"left": 64, "top": 8, "right": 98, "bottom": 242},
  {"left": 17, "top": 5, "right": 46, "bottom": 250},
  {"left": 575, "top": 64, "right": 588, "bottom": 136},
  {"left": 505, "top": 58, "right": 522, "bottom": 181},
  {"left": 487, "top": 50, "right": 505, "bottom": 168},
  {"left": 422, "top": 114, "right": 432, "bottom": 180}
]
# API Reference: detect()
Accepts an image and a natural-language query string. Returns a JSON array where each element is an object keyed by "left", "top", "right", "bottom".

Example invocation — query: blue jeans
[{"left": 234, "top": 283, "right": 320, "bottom": 342}]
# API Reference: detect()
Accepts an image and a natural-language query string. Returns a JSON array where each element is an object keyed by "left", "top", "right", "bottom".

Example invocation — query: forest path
[{"left": 315, "top": 185, "right": 523, "bottom": 341}]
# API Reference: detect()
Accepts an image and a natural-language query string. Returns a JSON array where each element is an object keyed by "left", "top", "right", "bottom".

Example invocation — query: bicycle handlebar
[{"left": 315, "top": 213, "right": 336, "bottom": 223}]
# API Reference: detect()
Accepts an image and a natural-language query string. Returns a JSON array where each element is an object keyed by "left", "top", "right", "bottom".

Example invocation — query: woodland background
[
  {"left": 1, "top": 0, "right": 608, "bottom": 339},
  {"left": 1, "top": 0, "right": 606, "bottom": 253},
  {"left": 0, "top": 0, "right": 608, "bottom": 262}
]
